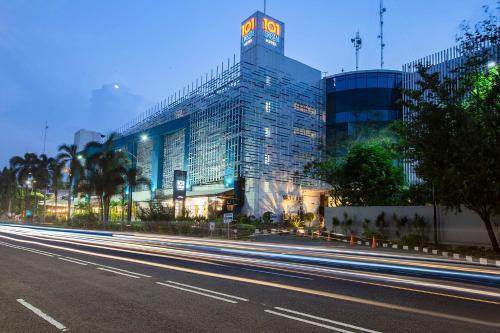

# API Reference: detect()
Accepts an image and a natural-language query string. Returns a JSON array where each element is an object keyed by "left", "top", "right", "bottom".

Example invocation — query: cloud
[{"left": 88, "top": 83, "right": 148, "bottom": 133}]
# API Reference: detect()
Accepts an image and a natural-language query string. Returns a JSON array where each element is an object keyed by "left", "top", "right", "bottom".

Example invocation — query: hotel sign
[
  {"left": 241, "top": 13, "right": 284, "bottom": 51},
  {"left": 263, "top": 17, "right": 281, "bottom": 47},
  {"left": 241, "top": 17, "right": 256, "bottom": 47}
]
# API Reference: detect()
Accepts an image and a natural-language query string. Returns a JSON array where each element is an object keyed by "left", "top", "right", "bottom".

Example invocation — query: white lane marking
[
  {"left": 97, "top": 267, "right": 141, "bottom": 279},
  {"left": 58, "top": 257, "right": 88, "bottom": 266},
  {"left": 165, "top": 280, "right": 248, "bottom": 301},
  {"left": 0, "top": 242, "right": 54, "bottom": 257},
  {"left": 274, "top": 306, "right": 381, "bottom": 333},
  {"left": 240, "top": 267, "right": 313, "bottom": 280},
  {"left": 265, "top": 310, "right": 354, "bottom": 333},
  {"left": 16, "top": 298, "right": 68, "bottom": 332},
  {"left": 63, "top": 257, "right": 99, "bottom": 266},
  {"left": 63, "top": 257, "right": 152, "bottom": 277},
  {"left": 156, "top": 282, "right": 238, "bottom": 304}
]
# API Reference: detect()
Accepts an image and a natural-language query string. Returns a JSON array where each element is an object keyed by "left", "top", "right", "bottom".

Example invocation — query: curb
[
  {"left": 372, "top": 242, "right": 500, "bottom": 268},
  {"left": 252, "top": 229, "right": 500, "bottom": 268}
]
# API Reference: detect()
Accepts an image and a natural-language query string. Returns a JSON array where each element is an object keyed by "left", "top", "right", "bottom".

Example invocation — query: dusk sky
[{"left": 0, "top": 0, "right": 496, "bottom": 167}]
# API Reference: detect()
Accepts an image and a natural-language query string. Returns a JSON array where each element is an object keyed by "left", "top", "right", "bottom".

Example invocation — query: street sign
[
  {"left": 270, "top": 213, "right": 278, "bottom": 223},
  {"left": 223, "top": 213, "right": 234, "bottom": 224},
  {"left": 209, "top": 222, "right": 215, "bottom": 231}
]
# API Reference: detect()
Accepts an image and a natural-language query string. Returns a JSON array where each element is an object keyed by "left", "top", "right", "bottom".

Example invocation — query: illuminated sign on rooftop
[
  {"left": 241, "top": 12, "right": 285, "bottom": 56},
  {"left": 241, "top": 17, "right": 256, "bottom": 47},
  {"left": 263, "top": 17, "right": 281, "bottom": 47}
]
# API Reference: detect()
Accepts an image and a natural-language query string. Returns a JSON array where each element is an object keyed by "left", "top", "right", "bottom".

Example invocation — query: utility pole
[
  {"left": 351, "top": 31, "right": 362, "bottom": 71},
  {"left": 42, "top": 121, "right": 48, "bottom": 154},
  {"left": 42, "top": 121, "right": 48, "bottom": 224},
  {"left": 378, "top": 0, "right": 387, "bottom": 69}
]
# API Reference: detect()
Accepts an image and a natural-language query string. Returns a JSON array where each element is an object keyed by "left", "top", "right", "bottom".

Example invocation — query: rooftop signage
[
  {"left": 241, "top": 17, "right": 256, "bottom": 47},
  {"left": 240, "top": 12, "right": 285, "bottom": 55},
  {"left": 263, "top": 17, "right": 281, "bottom": 47}
]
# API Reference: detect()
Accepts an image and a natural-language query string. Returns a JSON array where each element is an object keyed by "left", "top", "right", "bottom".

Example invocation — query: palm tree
[
  {"left": 85, "top": 134, "right": 128, "bottom": 227},
  {"left": 10, "top": 153, "right": 39, "bottom": 219},
  {"left": 123, "top": 166, "right": 149, "bottom": 223},
  {"left": 57, "top": 144, "right": 83, "bottom": 223},
  {"left": 36, "top": 154, "right": 53, "bottom": 223},
  {"left": 49, "top": 157, "right": 66, "bottom": 220}
]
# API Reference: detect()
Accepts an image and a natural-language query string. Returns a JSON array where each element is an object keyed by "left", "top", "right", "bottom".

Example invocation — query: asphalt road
[{"left": 0, "top": 224, "right": 499, "bottom": 332}]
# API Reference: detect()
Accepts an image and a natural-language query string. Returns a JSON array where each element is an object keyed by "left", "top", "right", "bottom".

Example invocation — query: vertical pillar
[{"left": 150, "top": 136, "right": 164, "bottom": 199}]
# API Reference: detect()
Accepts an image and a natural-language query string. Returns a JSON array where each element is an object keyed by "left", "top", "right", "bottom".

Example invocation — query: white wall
[{"left": 324, "top": 206, "right": 500, "bottom": 247}]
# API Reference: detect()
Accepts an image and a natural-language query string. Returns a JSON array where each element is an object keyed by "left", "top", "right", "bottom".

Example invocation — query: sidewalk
[{"left": 251, "top": 234, "right": 500, "bottom": 268}]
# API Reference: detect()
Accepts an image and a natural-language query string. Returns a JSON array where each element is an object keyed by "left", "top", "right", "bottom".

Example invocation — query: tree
[
  {"left": 305, "top": 139, "right": 405, "bottom": 206},
  {"left": 10, "top": 153, "right": 39, "bottom": 219},
  {"left": 57, "top": 144, "right": 83, "bottom": 223},
  {"left": 123, "top": 166, "right": 149, "bottom": 223},
  {"left": 84, "top": 134, "right": 128, "bottom": 227},
  {"left": 400, "top": 10, "right": 500, "bottom": 251},
  {"left": 36, "top": 154, "right": 53, "bottom": 223},
  {"left": 49, "top": 157, "right": 66, "bottom": 220},
  {"left": 0, "top": 167, "right": 17, "bottom": 216}
]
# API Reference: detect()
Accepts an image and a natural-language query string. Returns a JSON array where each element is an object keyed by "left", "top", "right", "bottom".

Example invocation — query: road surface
[{"left": 0, "top": 223, "right": 499, "bottom": 332}]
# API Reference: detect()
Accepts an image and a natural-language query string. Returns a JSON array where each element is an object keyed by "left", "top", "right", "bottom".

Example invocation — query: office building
[
  {"left": 324, "top": 70, "right": 402, "bottom": 156},
  {"left": 107, "top": 11, "right": 326, "bottom": 219}
]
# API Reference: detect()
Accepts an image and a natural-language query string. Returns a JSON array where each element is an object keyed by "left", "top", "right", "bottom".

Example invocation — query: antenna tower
[
  {"left": 378, "top": 0, "right": 386, "bottom": 68},
  {"left": 351, "top": 31, "right": 362, "bottom": 71}
]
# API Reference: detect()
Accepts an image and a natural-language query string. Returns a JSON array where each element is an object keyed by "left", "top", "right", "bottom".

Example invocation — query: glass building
[
  {"left": 324, "top": 70, "right": 402, "bottom": 155},
  {"left": 103, "top": 11, "right": 326, "bottom": 219}
]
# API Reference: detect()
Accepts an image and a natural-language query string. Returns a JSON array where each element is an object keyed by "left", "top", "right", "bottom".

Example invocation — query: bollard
[
  {"left": 350, "top": 234, "right": 355, "bottom": 246},
  {"left": 371, "top": 235, "right": 377, "bottom": 248}
]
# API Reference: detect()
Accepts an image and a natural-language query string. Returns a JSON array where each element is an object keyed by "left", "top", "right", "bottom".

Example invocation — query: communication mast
[
  {"left": 378, "top": 0, "right": 387, "bottom": 69},
  {"left": 351, "top": 31, "right": 362, "bottom": 71}
]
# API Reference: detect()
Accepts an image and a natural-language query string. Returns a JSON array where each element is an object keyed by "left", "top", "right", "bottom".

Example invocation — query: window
[
  {"left": 264, "top": 154, "right": 270, "bottom": 165},
  {"left": 265, "top": 76, "right": 272, "bottom": 86},
  {"left": 264, "top": 127, "right": 271, "bottom": 137},
  {"left": 293, "top": 103, "right": 316, "bottom": 116},
  {"left": 293, "top": 127, "right": 317, "bottom": 138},
  {"left": 265, "top": 101, "right": 271, "bottom": 113}
]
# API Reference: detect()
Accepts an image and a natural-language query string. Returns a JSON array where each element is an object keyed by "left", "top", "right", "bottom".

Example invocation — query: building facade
[
  {"left": 324, "top": 70, "right": 402, "bottom": 156},
  {"left": 402, "top": 44, "right": 499, "bottom": 184},
  {"left": 109, "top": 11, "right": 326, "bottom": 219}
]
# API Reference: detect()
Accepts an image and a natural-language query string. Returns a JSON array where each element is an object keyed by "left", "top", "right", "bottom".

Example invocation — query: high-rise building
[
  {"left": 108, "top": 11, "right": 326, "bottom": 219},
  {"left": 324, "top": 70, "right": 402, "bottom": 156},
  {"left": 74, "top": 129, "right": 103, "bottom": 152}
]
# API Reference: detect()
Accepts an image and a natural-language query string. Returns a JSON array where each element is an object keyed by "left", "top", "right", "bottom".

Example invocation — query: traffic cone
[
  {"left": 350, "top": 234, "right": 355, "bottom": 246},
  {"left": 327, "top": 231, "right": 331, "bottom": 242},
  {"left": 371, "top": 235, "right": 377, "bottom": 248}
]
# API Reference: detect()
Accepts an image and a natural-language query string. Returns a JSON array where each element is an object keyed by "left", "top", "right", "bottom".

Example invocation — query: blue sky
[{"left": 0, "top": 0, "right": 496, "bottom": 167}]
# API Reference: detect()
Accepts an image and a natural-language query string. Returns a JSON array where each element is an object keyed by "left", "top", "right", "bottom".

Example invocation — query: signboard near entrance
[
  {"left": 209, "top": 222, "right": 215, "bottom": 231},
  {"left": 173, "top": 170, "right": 187, "bottom": 200},
  {"left": 223, "top": 213, "right": 234, "bottom": 224}
]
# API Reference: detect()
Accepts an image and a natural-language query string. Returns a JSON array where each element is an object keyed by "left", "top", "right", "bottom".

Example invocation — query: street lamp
[
  {"left": 487, "top": 61, "right": 496, "bottom": 68},
  {"left": 140, "top": 134, "right": 148, "bottom": 142}
]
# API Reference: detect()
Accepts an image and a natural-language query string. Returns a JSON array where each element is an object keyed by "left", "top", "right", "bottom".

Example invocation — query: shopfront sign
[{"left": 173, "top": 170, "right": 187, "bottom": 200}]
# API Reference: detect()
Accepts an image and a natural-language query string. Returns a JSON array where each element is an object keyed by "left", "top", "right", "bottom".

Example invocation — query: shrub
[
  {"left": 332, "top": 216, "right": 340, "bottom": 233},
  {"left": 304, "top": 212, "right": 315, "bottom": 227},
  {"left": 262, "top": 211, "right": 273, "bottom": 224},
  {"left": 288, "top": 215, "right": 304, "bottom": 229},
  {"left": 375, "top": 212, "right": 388, "bottom": 236},
  {"left": 137, "top": 201, "right": 174, "bottom": 221},
  {"left": 340, "top": 212, "right": 354, "bottom": 235},
  {"left": 72, "top": 213, "right": 100, "bottom": 228}
]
